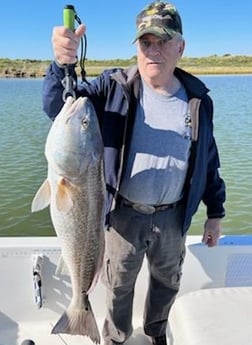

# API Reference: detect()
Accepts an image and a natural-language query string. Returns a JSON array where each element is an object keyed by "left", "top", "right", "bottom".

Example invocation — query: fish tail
[{"left": 51, "top": 300, "right": 100, "bottom": 343}]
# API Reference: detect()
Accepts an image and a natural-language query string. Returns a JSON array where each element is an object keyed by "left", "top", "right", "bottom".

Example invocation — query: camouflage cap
[{"left": 133, "top": 1, "right": 183, "bottom": 42}]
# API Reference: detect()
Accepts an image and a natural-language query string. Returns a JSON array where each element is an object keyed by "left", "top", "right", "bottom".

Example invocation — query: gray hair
[{"left": 174, "top": 32, "right": 184, "bottom": 42}]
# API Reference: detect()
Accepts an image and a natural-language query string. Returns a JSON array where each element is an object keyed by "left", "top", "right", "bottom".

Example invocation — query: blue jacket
[{"left": 43, "top": 62, "right": 225, "bottom": 234}]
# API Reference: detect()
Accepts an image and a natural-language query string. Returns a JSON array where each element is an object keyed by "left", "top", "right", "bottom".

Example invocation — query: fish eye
[{"left": 81, "top": 117, "right": 89, "bottom": 129}]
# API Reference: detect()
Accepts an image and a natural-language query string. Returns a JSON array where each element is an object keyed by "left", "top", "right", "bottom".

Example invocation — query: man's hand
[
  {"left": 52, "top": 24, "right": 86, "bottom": 65},
  {"left": 202, "top": 218, "right": 222, "bottom": 247}
]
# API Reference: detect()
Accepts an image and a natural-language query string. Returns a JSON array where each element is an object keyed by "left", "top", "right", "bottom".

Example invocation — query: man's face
[{"left": 136, "top": 34, "right": 184, "bottom": 85}]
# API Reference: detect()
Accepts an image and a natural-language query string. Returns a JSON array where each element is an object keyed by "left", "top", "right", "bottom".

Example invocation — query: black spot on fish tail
[
  {"left": 83, "top": 293, "right": 89, "bottom": 311},
  {"left": 51, "top": 300, "right": 100, "bottom": 343}
]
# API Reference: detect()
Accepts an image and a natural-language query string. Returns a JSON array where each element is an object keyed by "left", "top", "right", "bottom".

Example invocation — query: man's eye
[
  {"left": 159, "top": 39, "right": 168, "bottom": 46},
  {"left": 139, "top": 40, "right": 151, "bottom": 49},
  {"left": 139, "top": 39, "right": 168, "bottom": 49}
]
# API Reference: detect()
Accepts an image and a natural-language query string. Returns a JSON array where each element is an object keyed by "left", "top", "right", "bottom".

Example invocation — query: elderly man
[{"left": 43, "top": 2, "right": 225, "bottom": 344}]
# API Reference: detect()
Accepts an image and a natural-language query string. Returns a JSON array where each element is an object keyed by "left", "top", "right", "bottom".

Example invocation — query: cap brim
[{"left": 132, "top": 26, "right": 176, "bottom": 43}]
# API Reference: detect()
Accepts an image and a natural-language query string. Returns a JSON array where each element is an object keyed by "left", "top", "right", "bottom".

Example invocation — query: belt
[{"left": 118, "top": 196, "right": 183, "bottom": 215}]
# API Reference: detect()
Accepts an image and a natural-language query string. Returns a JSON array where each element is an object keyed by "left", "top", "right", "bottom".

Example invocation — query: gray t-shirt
[{"left": 119, "top": 80, "right": 192, "bottom": 205}]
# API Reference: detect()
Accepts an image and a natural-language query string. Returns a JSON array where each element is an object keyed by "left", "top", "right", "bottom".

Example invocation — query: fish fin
[
  {"left": 56, "top": 177, "right": 74, "bottom": 212},
  {"left": 31, "top": 179, "right": 51, "bottom": 212},
  {"left": 87, "top": 272, "right": 100, "bottom": 296},
  {"left": 55, "top": 255, "right": 69, "bottom": 275},
  {"left": 51, "top": 298, "right": 100, "bottom": 343}
]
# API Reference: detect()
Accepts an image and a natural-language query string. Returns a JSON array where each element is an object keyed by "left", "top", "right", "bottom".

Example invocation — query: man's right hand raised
[{"left": 52, "top": 24, "right": 86, "bottom": 65}]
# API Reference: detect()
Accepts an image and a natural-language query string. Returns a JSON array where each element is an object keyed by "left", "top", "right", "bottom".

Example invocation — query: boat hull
[{"left": 1, "top": 235, "right": 252, "bottom": 345}]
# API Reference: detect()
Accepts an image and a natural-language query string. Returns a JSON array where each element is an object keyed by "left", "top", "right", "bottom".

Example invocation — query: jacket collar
[
  {"left": 174, "top": 67, "right": 209, "bottom": 99},
  {"left": 111, "top": 65, "right": 209, "bottom": 100}
]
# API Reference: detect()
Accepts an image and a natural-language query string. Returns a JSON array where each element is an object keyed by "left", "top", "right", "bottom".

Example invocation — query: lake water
[{"left": 0, "top": 75, "right": 251, "bottom": 237}]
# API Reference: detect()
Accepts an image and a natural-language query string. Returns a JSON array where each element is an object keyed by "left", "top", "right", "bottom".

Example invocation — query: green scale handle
[
  {"left": 62, "top": 4, "right": 76, "bottom": 101},
  {"left": 63, "top": 4, "right": 75, "bottom": 31}
]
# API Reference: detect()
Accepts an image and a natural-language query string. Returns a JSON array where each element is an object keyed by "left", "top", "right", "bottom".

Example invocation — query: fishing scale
[{"left": 62, "top": 4, "right": 89, "bottom": 101}]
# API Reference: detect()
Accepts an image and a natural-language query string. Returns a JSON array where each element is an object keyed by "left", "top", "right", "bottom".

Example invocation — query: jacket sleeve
[
  {"left": 202, "top": 137, "right": 226, "bottom": 218},
  {"left": 42, "top": 62, "right": 77, "bottom": 120},
  {"left": 202, "top": 97, "right": 226, "bottom": 218},
  {"left": 42, "top": 61, "right": 111, "bottom": 122}
]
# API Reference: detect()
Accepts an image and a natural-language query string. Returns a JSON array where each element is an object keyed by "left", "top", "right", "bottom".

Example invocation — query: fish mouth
[{"left": 64, "top": 97, "right": 88, "bottom": 125}]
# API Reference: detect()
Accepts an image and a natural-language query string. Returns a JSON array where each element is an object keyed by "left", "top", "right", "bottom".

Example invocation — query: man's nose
[{"left": 148, "top": 43, "right": 161, "bottom": 55}]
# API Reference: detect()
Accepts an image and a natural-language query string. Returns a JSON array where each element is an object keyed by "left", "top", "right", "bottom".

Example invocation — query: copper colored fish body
[{"left": 32, "top": 97, "right": 106, "bottom": 343}]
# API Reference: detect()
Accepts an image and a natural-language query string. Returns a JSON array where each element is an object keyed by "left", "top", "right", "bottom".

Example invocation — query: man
[{"left": 43, "top": 2, "right": 225, "bottom": 345}]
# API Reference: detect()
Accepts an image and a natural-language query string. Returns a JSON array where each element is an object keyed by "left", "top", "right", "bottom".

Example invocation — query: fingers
[
  {"left": 52, "top": 24, "right": 86, "bottom": 65},
  {"left": 75, "top": 24, "right": 86, "bottom": 38},
  {"left": 202, "top": 218, "right": 221, "bottom": 248},
  {"left": 202, "top": 232, "right": 219, "bottom": 247}
]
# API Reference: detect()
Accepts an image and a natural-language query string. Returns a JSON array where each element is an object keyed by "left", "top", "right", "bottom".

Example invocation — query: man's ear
[{"left": 179, "top": 40, "right": 185, "bottom": 56}]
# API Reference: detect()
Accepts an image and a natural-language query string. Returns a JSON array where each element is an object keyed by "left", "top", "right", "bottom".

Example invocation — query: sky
[{"left": 1, "top": 0, "right": 252, "bottom": 61}]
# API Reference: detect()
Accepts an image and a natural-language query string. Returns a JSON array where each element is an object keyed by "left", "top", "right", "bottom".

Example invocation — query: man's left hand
[{"left": 202, "top": 218, "right": 222, "bottom": 247}]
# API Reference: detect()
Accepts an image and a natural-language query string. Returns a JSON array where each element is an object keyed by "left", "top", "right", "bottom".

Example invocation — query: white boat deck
[{"left": 0, "top": 235, "right": 252, "bottom": 345}]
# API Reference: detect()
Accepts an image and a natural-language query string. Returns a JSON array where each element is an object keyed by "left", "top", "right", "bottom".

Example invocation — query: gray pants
[{"left": 102, "top": 203, "right": 186, "bottom": 345}]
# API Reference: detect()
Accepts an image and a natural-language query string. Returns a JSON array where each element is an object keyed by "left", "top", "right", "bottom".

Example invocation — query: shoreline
[
  {"left": 1, "top": 55, "right": 252, "bottom": 78},
  {"left": 1, "top": 66, "right": 252, "bottom": 78}
]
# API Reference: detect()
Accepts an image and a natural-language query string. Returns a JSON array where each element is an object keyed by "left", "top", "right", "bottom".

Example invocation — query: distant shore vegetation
[{"left": 1, "top": 55, "right": 252, "bottom": 78}]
